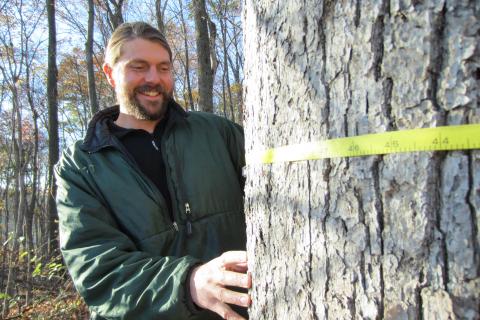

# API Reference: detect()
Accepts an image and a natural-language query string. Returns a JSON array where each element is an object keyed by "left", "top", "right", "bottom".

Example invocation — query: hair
[{"left": 105, "top": 22, "right": 172, "bottom": 65}]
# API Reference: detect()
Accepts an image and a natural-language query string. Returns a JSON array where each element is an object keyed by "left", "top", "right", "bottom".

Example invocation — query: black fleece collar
[{"left": 80, "top": 100, "right": 188, "bottom": 153}]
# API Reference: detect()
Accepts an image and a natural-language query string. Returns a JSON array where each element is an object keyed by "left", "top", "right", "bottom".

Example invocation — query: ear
[{"left": 103, "top": 63, "right": 116, "bottom": 88}]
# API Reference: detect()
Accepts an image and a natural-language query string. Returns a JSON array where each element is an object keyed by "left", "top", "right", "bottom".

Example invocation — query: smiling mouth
[
  {"left": 136, "top": 85, "right": 165, "bottom": 98},
  {"left": 141, "top": 90, "right": 160, "bottom": 97}
]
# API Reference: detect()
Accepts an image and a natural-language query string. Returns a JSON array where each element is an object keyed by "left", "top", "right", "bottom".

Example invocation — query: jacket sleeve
[
  {"left": 222, "top": 121, "right": 246, "bottom": 191},
  {"left": 55, "top": 147, "right": 202, "bottom": 319}
]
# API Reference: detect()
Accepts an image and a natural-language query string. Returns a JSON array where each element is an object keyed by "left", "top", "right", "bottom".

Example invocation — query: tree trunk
[
  {"left": 243, "top": 1, "right": 479, "bottom": 319},
  {"left": 25, "top": 56, "right": 39, "bottom": 306},
  {"left": 178, "top": 0, "right": 195, "bottom": 110},
  {"left": 155, "top": 0, "right": 167, "bottom": 34},
  {"left": 104, "top": 0, "right": 124, "bottom": 32},
  {"left": 2, "top": 83, "right": 24, "bottom": 319},
  {"left": 47, "top": 0, "right": 59, "bottom": 258},
  {"left": 220, "top": 12, "right": 235, "bottom": 122},
  {"left": 86, "top": 0, "right": 99, "bottom": 115},
  {"left": 193, "top": 0, "right": 214, "bottom": 112}
]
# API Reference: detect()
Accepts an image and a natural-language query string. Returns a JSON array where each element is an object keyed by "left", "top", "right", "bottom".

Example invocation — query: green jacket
[{"left": 55, "top": 102, "right": 246, "bottom": 319}]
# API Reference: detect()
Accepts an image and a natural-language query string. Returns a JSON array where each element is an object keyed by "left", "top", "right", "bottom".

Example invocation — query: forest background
[{"left": 0, "top": 0, "right": 242, "bottom": 318}]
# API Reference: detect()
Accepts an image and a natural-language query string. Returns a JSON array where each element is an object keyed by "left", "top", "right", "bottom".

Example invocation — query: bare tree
[
  {"left": 0, "top": 0, "right": 45, "bottom": 314},
  {"left": 244, "top": 1, "right": 479, "bottom": 319},
  {"left": 86, "top": 0, "right": 99, "bottom": 115},
  {"left": 155, "top": 0, "right": 168, "bottom": 34},
  {"left": 177, "top": 0, "right": 195, "bottom": 110},
  {"left": 192, "top": 0, "right": 215, "bottom": 112},
  {"left": 211, "top": 0, "right": 235, "bottom": 121},
  {"left": 104, "top": 0, "right": 125, "bottom": 31},
  {"left": 46, "top": 0, "right": 59, "bottom": 259}
]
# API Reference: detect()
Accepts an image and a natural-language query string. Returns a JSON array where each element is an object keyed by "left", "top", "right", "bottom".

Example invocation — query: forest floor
[
  {"left": 1, "top": 249, "right": 89, "bottom": 319},
  {"left": 4, "top": 289, "right": 89, "bottom": 320}
]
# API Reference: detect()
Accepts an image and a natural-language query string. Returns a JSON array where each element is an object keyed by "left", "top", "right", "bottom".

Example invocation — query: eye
[
  {"left": 129, "top": 64, "right": 146, "bottom": 71},
  {"left": 159, "top": 64, "right": 171, "bottom": 72}
]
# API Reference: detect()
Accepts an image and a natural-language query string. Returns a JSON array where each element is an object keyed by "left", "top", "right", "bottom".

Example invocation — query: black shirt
[{"left": 108, "top": 112, "right": 173, "bottom": 218}]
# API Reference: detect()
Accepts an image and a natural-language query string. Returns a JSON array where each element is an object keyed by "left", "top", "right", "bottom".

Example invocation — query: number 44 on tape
[{"left": 246, "top": 124, "right": 480, "bottom": 165}]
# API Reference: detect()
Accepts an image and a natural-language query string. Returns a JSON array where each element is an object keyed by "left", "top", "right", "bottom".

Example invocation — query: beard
[{"left": 117, "top": 84, "right": 173, "bottom": 121}]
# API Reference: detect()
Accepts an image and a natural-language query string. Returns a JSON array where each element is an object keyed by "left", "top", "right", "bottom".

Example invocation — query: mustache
[{"left": 134, "top": 84, "right": 168, "bottom": 95}]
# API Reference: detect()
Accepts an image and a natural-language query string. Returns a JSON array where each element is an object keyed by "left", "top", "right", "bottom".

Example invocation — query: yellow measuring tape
[{"left": 246, "top": 124, "right": 480, "bottom": 165}]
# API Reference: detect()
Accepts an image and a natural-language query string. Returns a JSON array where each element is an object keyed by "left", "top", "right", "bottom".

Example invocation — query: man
[{"left": 55, "top": 22, "right": 251, "bottom": 320}]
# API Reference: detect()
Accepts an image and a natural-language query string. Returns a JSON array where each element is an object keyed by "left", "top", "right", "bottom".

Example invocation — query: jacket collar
[{"left": 80, "top": 100, "right": 188, "bottom": 153}]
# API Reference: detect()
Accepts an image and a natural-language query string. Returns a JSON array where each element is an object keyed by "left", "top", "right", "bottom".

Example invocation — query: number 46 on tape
[{"left": 246, "top": 124, "right": 480, "bottom": 165}]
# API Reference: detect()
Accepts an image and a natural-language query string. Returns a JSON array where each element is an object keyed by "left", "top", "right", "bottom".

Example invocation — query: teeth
[{"left": 143, "top": 91, "right": 159, "bottom": 96}]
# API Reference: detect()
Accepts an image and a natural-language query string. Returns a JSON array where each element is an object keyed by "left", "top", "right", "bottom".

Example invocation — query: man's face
[{"left": 104, "top": 38, "right": 174, "bottom": 120}]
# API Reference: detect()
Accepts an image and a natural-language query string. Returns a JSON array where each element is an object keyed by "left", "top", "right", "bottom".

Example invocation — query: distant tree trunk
[
  {"left": 39, "top": 175, "right": 49, "bottom": 258},
  {"left": 25, "top": 56, "right": 39, "bottom": 306},
  {"left": 104, "top": 0, "right": 124, "bottom": 31},
  {"left": 219, "top": 14, "right": 234, "bottom": 122},
  {"left": 207, "top": 17, "right": 217, "bottom": 81},
  {"left": 243, "top": 1, "right": 480, "bottom": 319},
  {"left": 0, "top": 149, "right": 12, "bottom": 292},
  {"left": 25, "top": 111, "right": 38, "bottom": 305},
  {"left": 226, "top": 20, "right": 243, "bottom": 122},
  {"left": 2, "top": 83, "right": 24, "bottom": 318},
  {"left": 192, "top": 0, "right": 214, "bottom": 112},
  {"left": 47, "top": 0, "right": 59, "bottom": 259},
  {"left": 86, "top": 0, "right": 99, "bottom": 115},
  {"left": 178, "top": 0, "right": 195, "bottom": 110},
  {"left": 155, "top": 0, "right": 168, "bottom": 34}
]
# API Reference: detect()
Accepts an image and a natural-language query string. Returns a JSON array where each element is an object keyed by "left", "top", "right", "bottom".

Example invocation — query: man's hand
[{"left": 189, "top": 251, "right": 251, "bottom": 320}]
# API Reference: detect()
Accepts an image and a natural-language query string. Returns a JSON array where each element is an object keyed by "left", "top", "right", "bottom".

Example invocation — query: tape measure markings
[{"left": 246, "top": 124, "right": 480, "bottom": 164}]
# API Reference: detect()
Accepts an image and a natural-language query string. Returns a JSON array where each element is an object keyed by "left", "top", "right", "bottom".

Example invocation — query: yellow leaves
[
  {"left": 230, "top": 82, "right": 242, "bottom": 94},
  {"left": 57, "top": 48, "right": 110, "bottom": 103},
  {"left": 191, "top": 89, "right": 200, "bottom": 102}
]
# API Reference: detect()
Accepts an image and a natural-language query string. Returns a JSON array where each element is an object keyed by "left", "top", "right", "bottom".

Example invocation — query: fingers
[
  {"left": 217, "top": 270, "right": 251, "bottom": 289},
  {"left": 189, "top": 251, "right": 252, "bottom": 319},
  {"left": 210, "top": 302, "right": 246, "bottom": 320},
  {"left": 228, "top": 262, "right": 248, "bottom": 273},
  {"left": 219, "top": 251, "right": 247, "bottom": 269},
  {"left": 217, "top": 286, "right": 251, "bottom": 307}
]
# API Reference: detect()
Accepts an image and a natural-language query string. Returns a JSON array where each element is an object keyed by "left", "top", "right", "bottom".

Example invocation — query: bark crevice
[
  {"left": 354, "top": 0, "right": 361, "bottom": 28},
  {"left": 435, "top": 152, "right": 449, "bottom": 291},
  {"left": 318, "top": 0, "right": 332, "bottom": 136},
  {"left": 349, "top": 282, "right": 357, "bottom": 319},
  {"left": 426, "top": 2, "right": 447, "bottom": 118},
  {"left": 416, "top": 269, "right": 425, "bottom": 320},
  {"left": 345, "top": 47, "right": 353, "bottom": 137},
  {"left": 382, "top": 77, "right": 395, "bottom": 130},
  {"left": 371, "top": 0, "right": 389, "bottom": 81},
  {"left": 306, "top": 160, "right": 319, "bottom": 319},
  {"left": 372, "top": 158, "right": 385, "bottom": 319},
  {"left": 467, "top": 153, "right": 480, "bottom": 276}
]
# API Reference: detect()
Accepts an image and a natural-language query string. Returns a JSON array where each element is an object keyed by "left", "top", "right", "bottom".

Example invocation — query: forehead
[{"left": 118, "top": 38, "right": 170, "bottom": 63}]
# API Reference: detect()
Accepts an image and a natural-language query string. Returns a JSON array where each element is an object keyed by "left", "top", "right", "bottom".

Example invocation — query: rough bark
[
  {"left": 46, "top": 0, "right": 59, "bottom": 258},
  {"left": 193, "top": 0, "right": 214, "bottom": 112},
  {"left": 243, "top": 1, "right": 480, "bottom": 319}
]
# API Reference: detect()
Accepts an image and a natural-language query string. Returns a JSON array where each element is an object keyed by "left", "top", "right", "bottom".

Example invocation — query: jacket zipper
[
  {"left": 95, "top": 136, "right": 180, "bottom": 232},
  {"left": 185, "top": 202, "right": 192, "bottom": 235},
  {"left": 162, "top": 120, "right": 194, "bottom": 236},
  {"left": 151, "top": 138, "right": 179, "bottom": 232},
  {"left": 152, "top": 138, "right": 180, "bottom": 232}
]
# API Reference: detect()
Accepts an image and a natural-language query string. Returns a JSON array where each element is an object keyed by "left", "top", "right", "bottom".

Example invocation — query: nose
[{"left": 144, "top": 66, "right": 160, "bottom": 83}]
